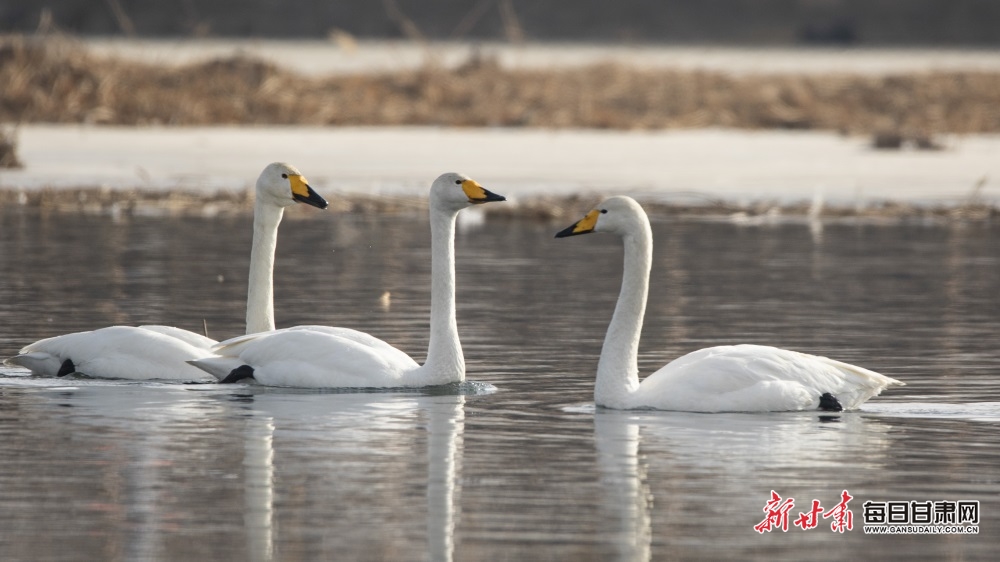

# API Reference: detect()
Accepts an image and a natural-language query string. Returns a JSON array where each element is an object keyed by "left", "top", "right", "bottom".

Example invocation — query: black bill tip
[
  {"left": 294, "top": 185, "right": 329, "bottom": 209},
  {"left": 476, "top": 188, "right": 506, "bottom": 204},
  {"left": 555, "top": 223, "right": 586, "bottom": 238}
]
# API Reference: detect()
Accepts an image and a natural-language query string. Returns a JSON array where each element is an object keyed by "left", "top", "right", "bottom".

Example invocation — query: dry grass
[
  {"left": 2, "top": 35, "right": 998, "bottom": 221},
  {"left": 1, "top": 186, "right": 996, "bottom": 224},
  {"left": 0, "top": 186, "right": 254, "bottom": 216},
  {"left": 0, "top": 127, "right": 22, "bottom": 168},
  {"left": 3, "top": 35, "right": 1000, "bottom": 134},
  {"left": 487, "top": 194, "right": 1000, "bottom": 223},
  {"left": 0, "top": 186, "right": 429, "bottom": 216}
]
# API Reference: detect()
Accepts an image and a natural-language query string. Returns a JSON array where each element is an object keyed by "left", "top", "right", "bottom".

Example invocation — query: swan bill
[
  {"left": 290, "top": 176, "right": 329, "bottom": 209},
  {"left": 462, "top": 180, "right": 506, "bottom": 204},
  {"left": 555, "top": 209, "right": 600, "bottom": 238}
]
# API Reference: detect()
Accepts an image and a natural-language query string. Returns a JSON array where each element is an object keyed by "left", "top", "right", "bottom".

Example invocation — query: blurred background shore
[{"left": 1, "top": 0, "right": 999, "bottom": 217}]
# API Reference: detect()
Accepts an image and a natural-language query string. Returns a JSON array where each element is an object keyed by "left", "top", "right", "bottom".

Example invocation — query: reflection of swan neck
[
  {"left": 418, "top": 207, "right": 464, "bottom": 383},
  {"left": 246, "top": 202, "right": 285, "bottom": 334},
  {"left": 595, "top": 415, "right": 651, "bottom": 562},
  {"left": 428, "top": 397, "right": 465, "bottom": 562},
  {"left": 596, "top": 225, "right": 652, "bottom": 407},
  {"left": 244, "top": 416, "right": 275, "bottom": 562}
]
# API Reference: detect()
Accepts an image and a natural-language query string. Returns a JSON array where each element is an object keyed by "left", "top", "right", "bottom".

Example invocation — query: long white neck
[
  {"left": 246, "top": 201, "right": 285, "bottom": 334},
  {"left": 595, "top": 221, "right": 652, "bottom": 408},
  {"left": 415, "top": 207, "right": 465, "bottom": 384}
]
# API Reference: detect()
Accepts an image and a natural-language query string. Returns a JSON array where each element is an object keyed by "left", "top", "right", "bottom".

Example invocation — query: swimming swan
[
  {"left": 187, "top": 172, "right": 506, "bottom": 388},
  {"left": 555, "top": 196, "right": 903, "bottom": 412},
  {"left": 4, "top": 162, "right": 328, "bottom": 381}
]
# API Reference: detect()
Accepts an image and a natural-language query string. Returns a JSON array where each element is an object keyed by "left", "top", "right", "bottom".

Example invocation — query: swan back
[
  {"left": 634, "top": 345, "right": 902, "bottom": 412},
  {"left": 10, "top": 326, "right": 216, "bottom": 381}
]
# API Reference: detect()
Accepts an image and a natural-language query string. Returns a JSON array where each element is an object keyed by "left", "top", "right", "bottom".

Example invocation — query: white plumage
[
  {"left": 10, "top": 326, "right": 218, "bottom": 381},
  {"left": 556, "top": 196, "right": 903, "bottom": 412},
  {"left": 190, "top": 325, "right": 419, "bottom": 387},
  {"left": 188, "top": 172, "right": 506, "bottom": 388},
  {"left": 5, "top": 162, "right": 328, "bottom": 381}
]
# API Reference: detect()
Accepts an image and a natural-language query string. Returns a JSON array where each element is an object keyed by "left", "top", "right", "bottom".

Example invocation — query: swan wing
[
  {"left": 138, "top": 325, "right": 217, "bottom": 349},
  {"left": 7, "top": 326, "right": 216, "bottom": 381},
  {"left": 639, "top": 344, "right": 903, "bottom": 412},
  {"left": 196, "top": 326, "right": 420, "bottom": 388},
  {"left": 213, "top": 325, "right": 407, "bottom": 356}
]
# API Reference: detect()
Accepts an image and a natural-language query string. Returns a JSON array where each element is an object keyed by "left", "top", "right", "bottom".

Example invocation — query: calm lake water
[{"left": 1, "top": 207, "right": 998, "bottom": 560}]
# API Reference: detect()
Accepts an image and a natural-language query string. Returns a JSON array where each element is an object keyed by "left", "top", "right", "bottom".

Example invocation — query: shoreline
[
  {"left": 1, "top": 125, "right": 997, "bottom": 219},
  {"left": 82, "top": 38, "right": 1000, "bottom": 77},
  {"left": 2, "top": 186, "right": 996, "bottom": 223}
]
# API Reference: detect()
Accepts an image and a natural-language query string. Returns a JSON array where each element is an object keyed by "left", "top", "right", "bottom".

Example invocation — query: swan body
[
  {"left": 10, "top": 326, "right": 219, "bottom": 380},
  {"left": 191, "top": 325, "right": 421, "bottom": 387},
  {"left": 5, "top": 162, "right": 328, "bottom": 381},
  {"left": 189, "top": 172, "right": 506, "bottom": 388},
  {"left": 556, "top": 196, "right": 903, "bottom": 412}
]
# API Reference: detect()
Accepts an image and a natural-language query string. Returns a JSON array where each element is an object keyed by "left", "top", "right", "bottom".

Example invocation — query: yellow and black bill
[
  {"left": 555, "top": 209, "right": 600, "bottom": 238},
  {"left": 461, "top": 179, "right": 506, "bottom": 204},
  {"left": 289, "top": 175, "right": 329, "bottom": 209}
]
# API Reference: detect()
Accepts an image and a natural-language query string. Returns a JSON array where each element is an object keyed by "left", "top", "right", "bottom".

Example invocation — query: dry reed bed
[
  {"left": 3, "top": 35, "right": 1000, "bottom": 134},
  {"left": 0, "top": 186, "right": 427, "bottom": 216},
  {"left": 3, "top": 35, "right": 998, "bottom": 221},
  {"left": 1, "top": 187, "right": 996, "bottom": 224}
]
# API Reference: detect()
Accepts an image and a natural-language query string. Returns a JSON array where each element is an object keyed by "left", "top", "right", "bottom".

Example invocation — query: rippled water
[{"left": 1, "top": 208, "right": 999, "bottom": 560}]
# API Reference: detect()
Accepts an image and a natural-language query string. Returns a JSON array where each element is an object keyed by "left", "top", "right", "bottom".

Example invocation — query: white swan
[
  {"left": 555, "top": 196, "right": 903, "bottom": 412},
  {"left": 188, "top": 172, "right": 506, "bottom": 388},
  {"left": 4, "top": 162, "right": 329, "bottom": 381}
]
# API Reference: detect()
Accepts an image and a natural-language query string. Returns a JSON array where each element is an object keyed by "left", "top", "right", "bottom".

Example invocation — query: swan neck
[
  {"left": 418, "top": 207, "right": 465, "bottom": 384},
  {"left": 246, "top": 201, "right": 284, "bottom": 334},
  {"left": 595, "top": 225, "right": 652, "bottom": 407}
]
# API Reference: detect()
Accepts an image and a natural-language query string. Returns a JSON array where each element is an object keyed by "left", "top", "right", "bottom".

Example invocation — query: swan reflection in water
[
  {"left": 236, "top": 391, "right": 466, "bottom": 562},
  {"left": 592, "top": 408, "right": 894, "bottom": 560},
  {"left": 594, "top": 412, "right": 652, "bottom": 562}
]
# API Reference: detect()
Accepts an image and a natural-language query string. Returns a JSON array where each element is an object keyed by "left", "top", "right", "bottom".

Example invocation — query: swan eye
[
  {"left": 281, "top": 173, "right": 288, "bottom": 179},
  {"left": 455, "top": 179, "right": 462, "bottom": 185},
  {"left": 600, "top": 209, "right": 608, "bottom": 214}
]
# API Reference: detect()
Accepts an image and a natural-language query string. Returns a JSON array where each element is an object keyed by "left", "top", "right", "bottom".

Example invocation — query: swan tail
[
  {"left": 815, "top": 355, "right": 904, "bottom": 410},
  {"left": 186, "top": 356, "right": 245, "bottom": 381},
  {"left": 4, "top": 352, "right": 65, "bottom": 377}
]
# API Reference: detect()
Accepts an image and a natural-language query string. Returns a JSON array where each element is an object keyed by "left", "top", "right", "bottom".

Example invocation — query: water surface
[{"left": 1, "top": 209, "right": 998, "bottom": 560}]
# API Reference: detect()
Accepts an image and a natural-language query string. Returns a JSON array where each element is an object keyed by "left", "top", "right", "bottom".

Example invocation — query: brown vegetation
[
  {"left": 2, "top": 185, "right": 996, "bottom": 224},
  {"left": 3, "top": 35, "right": 1000, "bottom": 135},
  {"left": 0, "top": 186, "right": 427, "bottom": 216},
  {"left": 0, "top": 127, "right": 22, "bottom": 168}
]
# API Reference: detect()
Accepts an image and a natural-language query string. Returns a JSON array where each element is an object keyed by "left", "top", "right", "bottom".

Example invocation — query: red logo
[{"left": 756, "top": 490, "right": 853, "bottom": 533}]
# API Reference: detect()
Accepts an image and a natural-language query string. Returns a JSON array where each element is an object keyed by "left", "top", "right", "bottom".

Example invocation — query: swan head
[
  {"left": 555, "top": 195, "right": 648, "bottom": 238},
  {"left": 429, "top": 172, "right": 506, "bottom": 213},
  {"left": 257, "top": 162, "right": 329, "bottom": 210}
]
